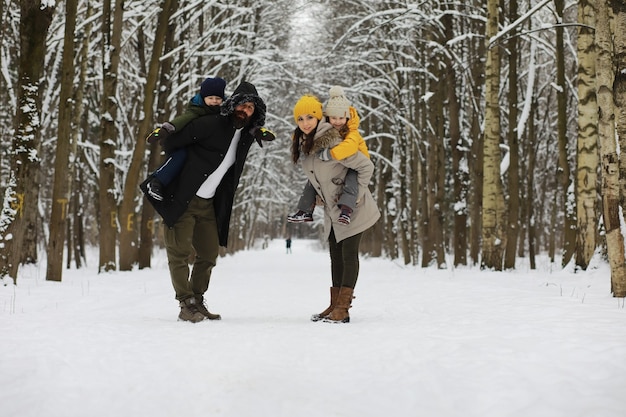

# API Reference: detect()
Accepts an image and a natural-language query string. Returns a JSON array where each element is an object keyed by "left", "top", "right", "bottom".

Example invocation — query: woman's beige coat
[{"left": 300, "top": 120, "right": 381, "bottom": 242}]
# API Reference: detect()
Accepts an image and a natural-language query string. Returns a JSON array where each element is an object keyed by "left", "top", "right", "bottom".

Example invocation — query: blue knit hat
[{"left": 200, "top": 77, "right": 226, "bottom": 99}]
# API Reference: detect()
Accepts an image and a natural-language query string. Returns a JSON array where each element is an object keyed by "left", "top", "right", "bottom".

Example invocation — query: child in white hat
[{"left": 287, "top": 86, "right": 370, "bottom": 225}]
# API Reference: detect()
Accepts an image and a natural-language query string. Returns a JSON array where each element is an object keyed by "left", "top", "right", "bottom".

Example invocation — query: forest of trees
[{"left": 0, "top": 0, "right": 625, "bottom": 296}]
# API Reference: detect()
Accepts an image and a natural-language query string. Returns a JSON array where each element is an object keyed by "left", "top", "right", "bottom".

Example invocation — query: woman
[
  {"left": 291, "top": 94, "right": 381, "bottom": 323},
  {"left": 287, "top": 85, "right": 369, "bottom": 225}
]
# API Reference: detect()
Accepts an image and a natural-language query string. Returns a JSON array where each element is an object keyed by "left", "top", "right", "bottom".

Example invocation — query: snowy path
[{"left": 1, "top": 240, "right": 624, "bottom": 417}]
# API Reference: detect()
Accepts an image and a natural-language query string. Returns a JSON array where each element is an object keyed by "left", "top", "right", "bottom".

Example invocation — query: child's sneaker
[
  {"left": 147, "top": 178, "right": 165, "bottom": 201},
  {"left": 287, "top": 210, "right": 313, "bottom": 223},
  {"left": 337, "top": 205, "right": 352, "bottom": 225}
]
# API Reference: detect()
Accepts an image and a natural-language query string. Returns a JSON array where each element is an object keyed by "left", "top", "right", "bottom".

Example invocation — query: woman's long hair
[
  {"left": 291, "top": 126, "right": 317, "bottom": 163},
  {"left": 290, "top": 118, "right": 350, "bottom": 163}
]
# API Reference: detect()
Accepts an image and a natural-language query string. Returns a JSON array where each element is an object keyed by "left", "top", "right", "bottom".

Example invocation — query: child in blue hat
[{"left": 145, "top": 77, "right": 227, "bottom": 201}]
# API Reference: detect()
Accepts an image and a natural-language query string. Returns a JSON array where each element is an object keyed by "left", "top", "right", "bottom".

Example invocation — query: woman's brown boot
[
  {"left": 324, "top": 287, "right": 354, "bottom": 323},
  {"left": 311, "top": 287, "right": 340, "bottom": 321}
]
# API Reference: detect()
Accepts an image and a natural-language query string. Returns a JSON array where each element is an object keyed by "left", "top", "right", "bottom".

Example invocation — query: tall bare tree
[
  {"left": 612, "top": 0, "right": 626, "bottom": 295},
  {"left": 46, "top": 0, "right": 78, "bottom": 282},
  {"left": 425, "top": 58, "right": 446, "bottom": 268},
  {"left": 526, "top": 98, "right": 539, "bottom": 270},
  {"left": 0, "top": 0, "right": 55, "bottom": 283},
  {"left": 469, "top": 35, "right": 485, "bottom": 267},
  {"left": 596, "top": 0, "right": 626, "bottom": 296},
  {"left": 616, "top": 1, "right": 626, "bottom": 218},
  {"left": 98, "top": 0, "right": 124, "bottom": 272},
  {"left": 139, "top": 0, "right": 179, "bottom": 269},
  {"left": 575, "top": 0, "right": 598, "bottom": 270},
  {"left": 481, "top": 0, "right": 507, "bottom": 270},
  {"left": 118, "top": 0, "right": 175, "bottom": 270},
  {"left": 555, "top": 0, "right": 577, "bottom": 267},
  {"left": 66, "top": 1, "right": 95, "bottom": 270},
  {"left": 504, "top": 0, "right": 520, "bottom": 270},
  {"left": 444, "top": 11, "right": 468, "bottom": 267}
]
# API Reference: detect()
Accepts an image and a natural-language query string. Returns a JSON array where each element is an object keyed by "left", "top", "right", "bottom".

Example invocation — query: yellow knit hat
[{"left": 293, "top": 95, "right": 323, "bottom": 123}]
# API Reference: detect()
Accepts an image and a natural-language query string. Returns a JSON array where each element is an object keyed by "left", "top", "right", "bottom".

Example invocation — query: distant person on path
[
  {"left": 141, "top": 81, "right": 271, "bottom": 323},
  {"left": 287, "top": 86, "right": 369, "bottom": 225},
  {"left": 290, "top": 94, "right": 380, "bottom": 323},
  {"left": 286, "top": 237, "right": 292, "bottom": 254}
]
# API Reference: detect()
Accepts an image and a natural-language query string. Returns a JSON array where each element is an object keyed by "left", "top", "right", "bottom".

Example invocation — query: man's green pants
[{"left": 164, "top": 196, "right": 220, "bottom": 301}]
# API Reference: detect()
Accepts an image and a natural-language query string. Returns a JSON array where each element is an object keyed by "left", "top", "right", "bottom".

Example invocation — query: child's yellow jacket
[{"left": 329, "top": 107, "right": 370, "bottom": 160}]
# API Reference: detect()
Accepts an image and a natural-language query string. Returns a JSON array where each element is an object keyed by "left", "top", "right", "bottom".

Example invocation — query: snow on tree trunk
[
  {"left": 46, "top": 0, "right": 78, "bottom": 282},
  {"left": 98, "top": 0, "right": 124, "bottom": 273},
  {"left": 0, "top": 1, "right": 54, "bottom": 283}
]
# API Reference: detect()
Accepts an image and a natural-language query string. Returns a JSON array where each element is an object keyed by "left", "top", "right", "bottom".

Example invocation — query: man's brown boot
[
  {"left": 324, "top": 287, "right": 354, "bottom": 323},
  {"left": 195, "top": 295, "right": 221, "bottom": 320},
  {"left": 178, "top": 297, "right": 205, "bottom": 323},
  {"left": 311, "top": 287, "right": 340, "bottom": 322}
]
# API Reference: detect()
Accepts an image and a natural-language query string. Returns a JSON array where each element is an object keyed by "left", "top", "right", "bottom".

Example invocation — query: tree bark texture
[
  {"left": 98, "top": 0, "right": 124, "bottom": 272},
  {"left": 118, "top": 0, "right": 175, "bottom": 271},
  {"left": 611, "top": 0, "right": 626, "bottom": 296},
  {"left": 504, "top": 0, "right": 520, "bottom": 270},
  {"left": 575, "top": 0, "right": 599, "bottom": 270},
  {"left": 597, "top": 0, "right": 626, "bottom": 297},
  {"left": 0, "top": 0, "right": 54, "bottom": 283},
  {"left": 555, "top": 0, "right": 577, "bottom": 267},
  {"left": 527, "top": 98, "right": 538, "bottom": 270},
  {"left": 46, "top": 0, "right": 78, "bottom": 282},
  {"left": 139, "top": 0, "right": 179, "bottom": 269},
  {"left": 469, "top": 19, "right": 485, "bottom": 266},
  {"left": 481, "top": 0, "right": 507, "bottom": 270}
]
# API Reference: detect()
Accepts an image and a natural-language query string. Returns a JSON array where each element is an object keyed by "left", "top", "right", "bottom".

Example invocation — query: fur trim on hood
[
  {"left": 310, "top": 120, "right": 342, "bottom": 154},
  {"left": 220, "top": 81, "right": 267, "bottom": 130}
]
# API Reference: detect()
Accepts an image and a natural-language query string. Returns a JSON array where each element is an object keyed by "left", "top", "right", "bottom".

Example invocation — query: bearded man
[{"left": 141, "top": 81, "right": 269, "bottom": 322}]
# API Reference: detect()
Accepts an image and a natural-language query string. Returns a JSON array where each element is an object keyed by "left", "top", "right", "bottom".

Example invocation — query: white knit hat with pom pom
[{"left": 324, "top": 86, "right": 351, "bottom": 118}]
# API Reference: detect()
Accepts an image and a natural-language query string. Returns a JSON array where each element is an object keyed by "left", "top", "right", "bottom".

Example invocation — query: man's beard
[{"left": 232, "top": 111, "right": 251, "bottom": 129}]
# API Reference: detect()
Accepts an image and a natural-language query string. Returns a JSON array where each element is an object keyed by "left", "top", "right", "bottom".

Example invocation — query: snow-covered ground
[{"left": 1, "top": 239, "right": 624, "bottom": 417}]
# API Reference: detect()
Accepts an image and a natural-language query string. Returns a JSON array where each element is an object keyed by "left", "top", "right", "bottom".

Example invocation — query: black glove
[
  {"left": 145, "top": 122, "right": 175, "bottom": 144},
  {"left": 253, "top": 127, "right": 276, "bottom": 147}
]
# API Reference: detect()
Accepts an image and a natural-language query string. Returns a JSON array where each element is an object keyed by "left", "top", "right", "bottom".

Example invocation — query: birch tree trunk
[
  {"left": 46, "top": 0, "right": 77, "bottom": 282},
  {"left": 575, "top": 0, "right": 599, "bottom": 270},
  {"left": 615, "top": 1, "right": 626, "bottom": 217},
  {"left": 596, "top": 0, "right": 626, "bottom": 297},
  {"left": 98, "top": 0, "right": 124, "bottom": 272},
  {"left": 481, "top": 0, "right": 507, "bottom": 270},
  {"left": 611, "top": 0, "right": 626, "bottom": 296},
  {"left": 0, "top": 0, "right": 54, "bottom": 283}
]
